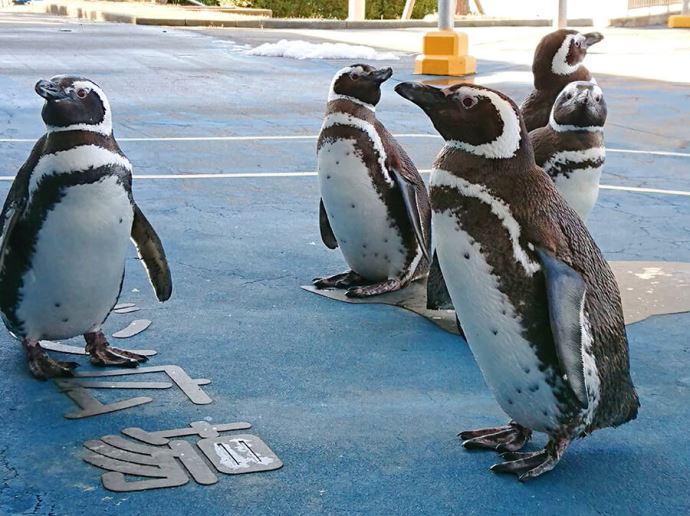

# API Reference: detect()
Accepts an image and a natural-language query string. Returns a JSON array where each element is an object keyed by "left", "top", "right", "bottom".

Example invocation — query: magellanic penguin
[
  {"left": 530, "top": 81, "right": 607, "bottom": 221},
  {"left": 521, "top": 29, "right": 603, "bottom": 132},
  {"left": 395, "top": 81, "right": 638, "bottom": 481},
  {"left": 0, "top": 76, "right": 172, "bottom": 380},
  {"left": 314, "top": 64, "right": 431, "bottom": 297}
]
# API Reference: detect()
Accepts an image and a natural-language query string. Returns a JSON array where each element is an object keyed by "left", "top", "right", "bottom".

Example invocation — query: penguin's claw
[
  {"left": 346, "top": 278, "right": 402, "bottom": 298},
  {"left": 313, "top": 270, "right": 367, "bottom": 289},
  {"left": 491, "top": 437, "right": 570, "bottom": 481},
  {"left": 459, "top": 421, "right": 532, "bottom": 452},
  {"left": 28, "top": 356, "right": 79, "bottom": 380},
  {"left": 84, "top": 330, "right": 147, "bottom": 368},
  {"left": 89, "top": 346, "right": 147, "bottom": 368},
  {"left": 23, "top": 339, "right": 79, "bottom": 380}
]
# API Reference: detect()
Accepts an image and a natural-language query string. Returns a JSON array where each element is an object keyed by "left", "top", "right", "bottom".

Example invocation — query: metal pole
[
  {"left": 348, "top": 0, "right": 366, "bottom": 21},
  {"left": 402, "top": 0, "right": 416, "bottom": 20},
  {"left": 554, "top": 0, "right": 567, "bottom": 29},
  {"left": 438, "top": 0, "right": 454, "bottom": 30},
  {"left": 683, "top": 0, "right": 689, "bottom": 16}
]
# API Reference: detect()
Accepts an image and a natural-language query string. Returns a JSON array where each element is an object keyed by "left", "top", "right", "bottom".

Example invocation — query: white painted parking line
[
  {"left": 1, "top": 134, "right": 689, "bottom": 158},
  {"left": 1, "top": 170, "right": 689, "bottom": 197},
  {"left": 598, "top": 185, "right": 690, "bottom": 197}
]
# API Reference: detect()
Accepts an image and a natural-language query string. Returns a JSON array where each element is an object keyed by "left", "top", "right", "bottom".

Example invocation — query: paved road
[{"left": 0, "top": 11, "right": 689, "bottom": 515}]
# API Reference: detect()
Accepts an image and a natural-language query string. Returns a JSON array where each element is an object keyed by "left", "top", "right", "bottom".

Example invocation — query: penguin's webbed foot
[
  {"left": 23, "top": 340, "right": 79, "bottom": 380},
  {"left": 313, "top": 270, "right": 368, "bottom": 289},
  {"left": 84, "top": 331, "right": 148, "bottom": 368},
  {"left": 346, "top": 278, "right": 402, "bottom": 298},
  {"left": 459, "top": 420, "right": 532, "bottom": 452},
  {"left": 491, "top": 436, "right": 570, "bottom": 482}
]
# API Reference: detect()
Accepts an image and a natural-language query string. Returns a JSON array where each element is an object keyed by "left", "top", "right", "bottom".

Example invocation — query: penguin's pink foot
[
  {"left": 459, "top": 421, "right": 532, "bottom": 452},
  {"left": 346, "top": 278, "right": 402, "bottom": 298},
  {"left": 491, "top": 436, "right": 570, "bottom": 481},
  {"left": 84, "top": 330, "right": 148, "bottom": 368},
  {"left": 23, "top": 339, "right": 79, "bottom": 380},
  {"left": 313, "top": 270, "right": 368, "bottom": 289}
]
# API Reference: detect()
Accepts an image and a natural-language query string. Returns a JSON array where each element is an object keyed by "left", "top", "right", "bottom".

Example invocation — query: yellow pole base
[
  {"left": 414, "top": 30, "right": 476, "bottom": 77},
  {"left": 668, "top": 15, "right": 690, "bottom": 27}
]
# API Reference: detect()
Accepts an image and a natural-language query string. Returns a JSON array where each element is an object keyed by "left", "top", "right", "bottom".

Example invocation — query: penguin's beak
[
  {"left": 35, "top": 80, "right": 68, "bottom": 101},
  {"left": 370, "top": 67, "right": 393, "bottom": 84},
  {"left": 582, "top": 32, "right": 604, "bottom": 49},
  {"left": 395, "top": 82, "right": 448, "bottom": 110}
]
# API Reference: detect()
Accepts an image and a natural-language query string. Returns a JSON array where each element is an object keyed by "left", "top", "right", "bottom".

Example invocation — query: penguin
[
  {"left": 521, "top": 29, "right": 603, "bottom": 132},
  {"left": 313, "top": 64, "right": 431, "bottom": 297},
  {"left": 395, "top": 81, "right": 638, "bottom": 481},
  {"left": 0, "top": 76, "right": 172, "bottom": 380},
  {"left": 530, "top": 81, "right": 607, "bottom": 221}
]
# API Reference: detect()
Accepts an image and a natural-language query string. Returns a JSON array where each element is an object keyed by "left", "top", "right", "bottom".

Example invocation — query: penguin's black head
[
  {"left": 550, "top": 81, "right": 607, "bottom": 130},
  {"left": 395, "top": 82, "right": 527, "bottom": 160},
  {"left": 35, "top": 76, "right": 112, "bottom": 135},
  {"left": 328, "top": 64, "right": 393, "bottom": 107},
  {"left": 535, "top": 29, "right": 603, "bottom": 79}
]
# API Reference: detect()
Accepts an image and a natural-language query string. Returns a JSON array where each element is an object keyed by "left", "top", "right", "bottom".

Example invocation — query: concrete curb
[
  {"left": 609, "top": 10, "right": 681, "bottom": 27},
  {"left": 34, "top": 3, "right": 598, "bottom": 29}
]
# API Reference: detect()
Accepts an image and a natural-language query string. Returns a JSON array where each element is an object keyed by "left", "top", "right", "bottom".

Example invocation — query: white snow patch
[{"left": 247, "top": 39, "right": 399, "bottom": 61}]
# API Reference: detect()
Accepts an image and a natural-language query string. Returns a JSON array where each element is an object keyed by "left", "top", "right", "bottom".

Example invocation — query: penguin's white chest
[
  {"left": 433, "top": 211, "right": 562, "bottom": 432},
  {"left": 430, "top": 170, "right": 563, "bottom": 432},
  {"left": 544, "top": 148, "right": 604, "bottom": 221},
  {"left": 318, "top": 138, "right": 406, "bottom": 281},
  {"left": 16, "top": 176, "right": 134, "bottom": 340},
  {"left": 551, "top": 167, "right": 601, "bottom": 221}
]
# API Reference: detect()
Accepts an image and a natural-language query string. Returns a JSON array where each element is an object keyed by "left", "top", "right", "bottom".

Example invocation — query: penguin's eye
[
  {"left": 594, "top": 95, "right": 602, "bottom": 103},
  {"left": 565, "top": 92, "right": 574, "bottom": 100},
  {"left": 350, "top": 73, "right": 360, "bottom": 80},
  {"left": 76, "top": 88, "right": 88, "bottom": 99},
  {"left": 574, "top": 40, "right": 581, "bottom": 48},
  {"left": 460, "top": 95, "right": 478, "bottom": 109}
]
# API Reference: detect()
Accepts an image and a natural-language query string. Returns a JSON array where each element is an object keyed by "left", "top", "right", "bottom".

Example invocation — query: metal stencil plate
[
  {"left": 303, "top": 261, "right": 690, "bottom": 330},
  {"left": 112, "top": 319, "right": 152, "bottom": 339},
  {"left": 113, "top": 306, "right": 141, "bottom": 314},
  {"left": 83, "top": 421, "right": 282, "bottom": 492},
  {"left": 198, "top": 434, "right": 283, "bottom": 474},
  {"left": 40, "top": 341, "right": 157, "bottom": 357},
  {"left": 55, "top": 366, "right": 212, "bottom": 418},
  {"left": 302, "top": 280, "right": 460, "bottom": 335}
]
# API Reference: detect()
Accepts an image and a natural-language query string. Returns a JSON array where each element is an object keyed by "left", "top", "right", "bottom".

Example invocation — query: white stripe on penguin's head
[
  {"left": 327, "top": 65, "right": 389, "bottom": 111},
  {"left": 446, "top": 86, "right": 523, "bottom": 159},
  {"left": 39, "top": 76, "right": 113, "bottom": 136},
  {"left": 551, "top": 33, "right": 586, "bottom": 76}
]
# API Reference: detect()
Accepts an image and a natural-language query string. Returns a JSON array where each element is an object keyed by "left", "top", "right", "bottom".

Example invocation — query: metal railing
[{"left": 628, "top": 0, "right": 673, "bottom": 8}]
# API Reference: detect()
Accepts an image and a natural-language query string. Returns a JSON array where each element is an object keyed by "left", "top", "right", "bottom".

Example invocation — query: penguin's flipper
[
  {"left": 427, "top": 251, "right": 454, "bottom": 310},
  {"left": 319, "top": 198, "right": 338, "bottom": 250},
  {"left": 375, "top": 120, "right": 431, "bottom": 260},
  {"left": 130, "top": 205, "right": 172, "bottom": 302},
  {"left": 1, "top": 135, "right": 45, "bottom": 252},
  {"left": 535, "top": 247, "right": 588, "bottom": 408},
  {"left": 0, "top": 197, "right": 25, "bottom": 273},
  {"left": 390, "top": 165, "right": 430, "bottom": 261}
]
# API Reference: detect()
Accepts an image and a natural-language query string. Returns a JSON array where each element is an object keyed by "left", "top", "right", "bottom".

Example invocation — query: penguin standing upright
[
  {"left": 314, "top": 64, "right": 430, "bottom": 297},
  {"left": 521, "top": 29, "right": 603, "bottom": 132},
  {"left": 396, "top": 81, "right": 638, "bottom": 480},
  {"left": 530, "top": 81, "right": 607, "bottom": 221},
  {"left": 0, "top": 76, "right": 172, "bottom": 380}
]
